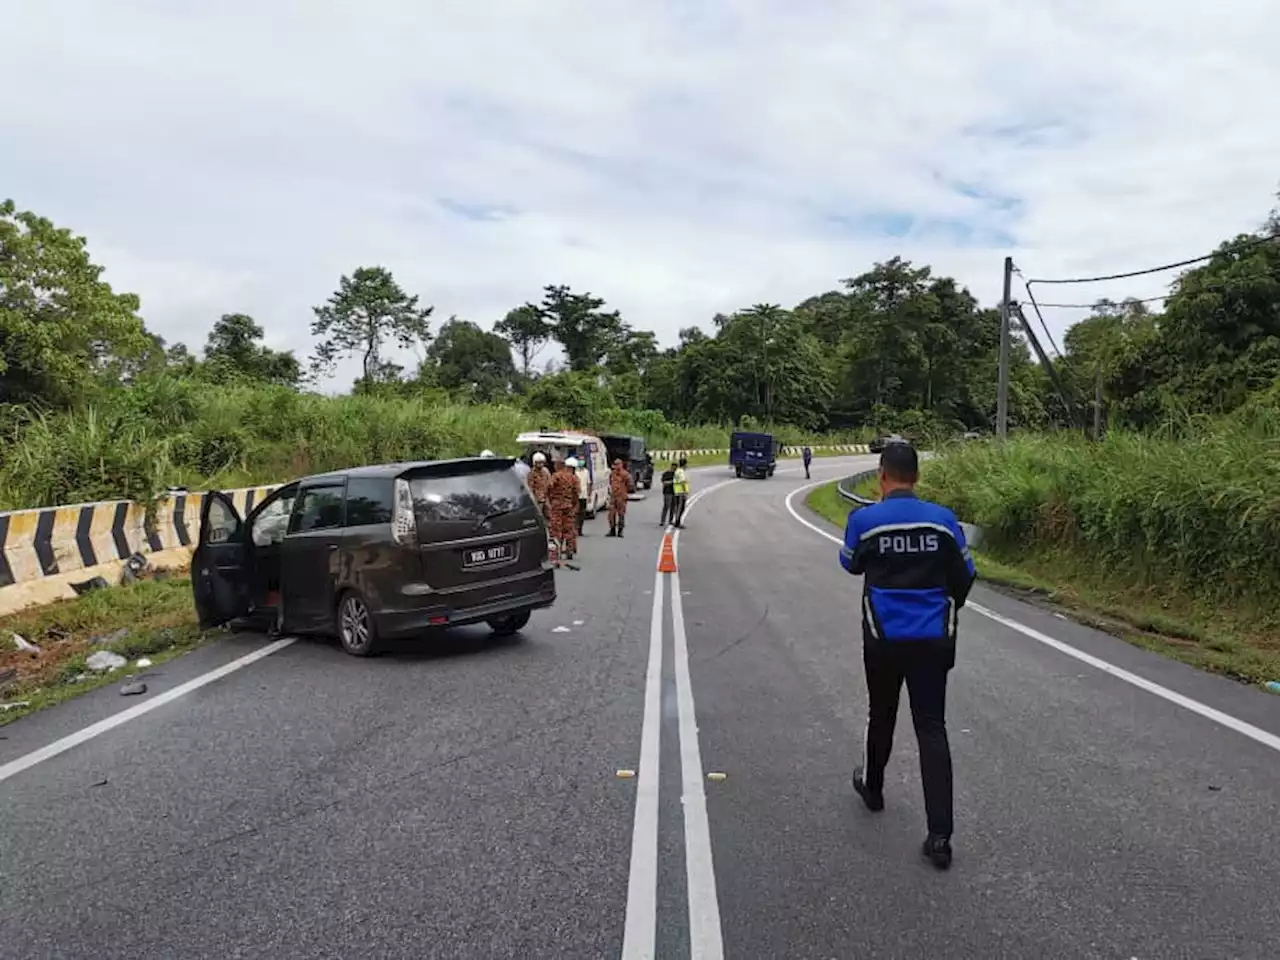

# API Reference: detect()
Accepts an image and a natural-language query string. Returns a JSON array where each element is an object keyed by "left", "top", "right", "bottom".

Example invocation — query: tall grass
[
  {"left": 0, "top": 384, "right": 873, "bottom": 510},
  {"left": 920, "top": 416, "right": 1280, "bottom": 606}
]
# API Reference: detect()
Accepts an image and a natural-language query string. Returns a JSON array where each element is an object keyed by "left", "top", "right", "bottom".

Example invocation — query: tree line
[{"left": 2, "top": 194, "right": 1278, "bottom": 441}]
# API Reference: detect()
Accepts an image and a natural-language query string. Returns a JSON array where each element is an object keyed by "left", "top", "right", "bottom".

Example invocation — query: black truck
[{"left": 599, "top": 434, "right": 654, "bottom": 490}]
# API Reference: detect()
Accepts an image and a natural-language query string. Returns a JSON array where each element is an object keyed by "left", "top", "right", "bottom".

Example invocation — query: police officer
[{"left": 839, "top": 442, "right": 975, "bottom": 870}]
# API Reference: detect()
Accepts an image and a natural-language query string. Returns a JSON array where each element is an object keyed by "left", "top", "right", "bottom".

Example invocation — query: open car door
[{"left": 191, "top": 491, "right": 253, "bottom": 629}]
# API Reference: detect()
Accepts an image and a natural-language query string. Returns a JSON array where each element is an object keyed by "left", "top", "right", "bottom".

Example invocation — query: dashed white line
[
  {"left": 0, "top": 637, "right": 298, "bottom": 784},
  {"left": 782, "top": 477, "right": 1280, "bottom": 756}
]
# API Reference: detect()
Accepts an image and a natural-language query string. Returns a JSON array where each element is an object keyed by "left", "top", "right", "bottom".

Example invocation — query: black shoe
[
  {"left": 852, "top": 767, "right": 884, "bottom": 812},
  {"left": 606, "top": 529, "right": 616, "bottom": 537},
  {"left": 921, "top": 834, "right": 952, "bottom": 870}
]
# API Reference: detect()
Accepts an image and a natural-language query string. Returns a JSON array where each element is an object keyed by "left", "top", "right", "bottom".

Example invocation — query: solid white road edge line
[
  {"left": 782, "top": 478, "right": 1280, "bottom": 755},
  {"left": 0, "top": 637, "right": 298, "bottom": 785},
  {"left": 620, "top": 573, "right": 665, "bottom": 960}
]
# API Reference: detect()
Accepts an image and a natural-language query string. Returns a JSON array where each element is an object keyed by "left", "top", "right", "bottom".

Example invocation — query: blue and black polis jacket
[{"left": 839, "top": 490, "right": 977, "bottom": 651}]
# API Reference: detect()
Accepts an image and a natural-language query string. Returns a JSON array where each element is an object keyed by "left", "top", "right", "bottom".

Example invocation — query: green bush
[
  {"left": 919, "top": 417, "right": 1280, "bottom": 604},
  {"left": 0, "top": 382, "right": 875, "bottom": 509}
]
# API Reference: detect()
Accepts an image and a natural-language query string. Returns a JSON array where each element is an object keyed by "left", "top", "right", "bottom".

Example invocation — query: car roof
[
  {"left": 517, "top": 431, "right": 596, "bottom": 444},
  {"left": 304, "top": 457, "right": 514, "bottom": 483}
]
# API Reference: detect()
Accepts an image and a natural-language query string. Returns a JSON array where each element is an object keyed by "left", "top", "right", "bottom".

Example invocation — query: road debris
[
  {"left": 90, "top": 628, "right": 130, "bottom": 646},
  {"left": 135, "top": 658, "right": 153, "bottom": 668},
  {"left": 120, "top": 552, "right": 151, "bottom": 584},
  {"left": 120, "top": 681, "right": 148, "bottom": 696},
  {"left": 616, "top": 769, "right": 636, "bottom": 778},
  {"left": 10, "top": 632, "right": 40, "bottom": 654},
  {"left": 552, "top": 626, "right": 571, "bottom": 633},
  {"left": 86, "top": 650, "right": 128, "bottom": 673},
  {"left": 70, "top": 576, "right": 110, "bottom": 596},
  {"left": 572, "top": 620, "right": 585, "bottom": 626},
  {"left": 706, "top": 772, "right": 727, "bottom": 781}
]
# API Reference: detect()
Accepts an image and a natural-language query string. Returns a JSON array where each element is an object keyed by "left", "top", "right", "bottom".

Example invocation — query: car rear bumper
[{"left": 376, "top": 569, "right": 557, "bottom": 638}]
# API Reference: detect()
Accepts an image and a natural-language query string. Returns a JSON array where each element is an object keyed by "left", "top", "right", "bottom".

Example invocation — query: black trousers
[
  {"left": 660, "top": 492, "right": 675, "bottom": 525},
  {"left": 671, "top": 493, "right": 688, "bottom": 526},
  {"left": 862, "top": 646, "right": 954, "bottom": 837},
  {"left": 577, "top": 499, "right": 587, "bottom": 534}
]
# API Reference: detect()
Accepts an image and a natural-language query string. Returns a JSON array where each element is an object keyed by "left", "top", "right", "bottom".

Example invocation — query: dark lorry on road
[
  {"left": 729, "top": 431, "right": 779, "bottom": 478},
  {"left": 191, "top": 458, "right": 556, "bottom": 657},
  {"left": 599, "top": 434, "right": 654, "bottom": 490}
]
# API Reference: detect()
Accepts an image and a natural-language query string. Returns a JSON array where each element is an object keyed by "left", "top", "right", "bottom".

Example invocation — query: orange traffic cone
[{"left": 657, "top": 532, "right": 677, "bottom": 573}]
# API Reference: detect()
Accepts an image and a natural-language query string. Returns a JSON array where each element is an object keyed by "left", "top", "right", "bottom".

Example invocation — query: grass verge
[
  {"left": 802, "top": 478, "right": 1280, "bottom": 689},
  {"left": 0, "top": 577, "right": 209, "bottom": 725}
]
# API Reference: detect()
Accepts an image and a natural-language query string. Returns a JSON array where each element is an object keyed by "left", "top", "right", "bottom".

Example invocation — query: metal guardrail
[
  {"left": 836, "top": 470, "right": 879, "bottom": 507},
  {"left": 834, "top": 469, "right": 986, "bottom": 548}
]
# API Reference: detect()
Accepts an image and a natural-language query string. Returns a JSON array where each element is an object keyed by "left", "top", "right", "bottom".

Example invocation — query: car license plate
[{"left": 462, "top": 542, "right": 515, "bottom": 568}]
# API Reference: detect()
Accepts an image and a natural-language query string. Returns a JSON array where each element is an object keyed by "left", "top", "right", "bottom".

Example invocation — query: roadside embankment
[{"left": 807, "top": 429, "right": 1280, "bottom": 687}]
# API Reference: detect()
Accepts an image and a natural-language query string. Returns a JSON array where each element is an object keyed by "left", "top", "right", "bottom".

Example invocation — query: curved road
[{"left": 2, "top": 456, "right": 1278, "bottom": 959}]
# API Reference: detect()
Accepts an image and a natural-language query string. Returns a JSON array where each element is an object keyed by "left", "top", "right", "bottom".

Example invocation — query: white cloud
[{"left": 2, "top": 0, "right": 1276, "bottom": 388}]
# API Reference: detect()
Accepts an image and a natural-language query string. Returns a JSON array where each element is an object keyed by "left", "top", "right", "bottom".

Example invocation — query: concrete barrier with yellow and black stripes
[{"left": 0, "top": 484, "right": 279, "bottom": 617}]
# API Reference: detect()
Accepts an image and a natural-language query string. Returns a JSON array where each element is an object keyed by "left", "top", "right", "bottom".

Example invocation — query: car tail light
[{"left": 392, "top": 477, "right": 417, "bottom": 547}]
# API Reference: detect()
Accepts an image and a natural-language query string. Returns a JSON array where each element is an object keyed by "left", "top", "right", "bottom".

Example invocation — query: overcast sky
[{"left": 3, "top": 1, "right": 1277, "bottom": 389}]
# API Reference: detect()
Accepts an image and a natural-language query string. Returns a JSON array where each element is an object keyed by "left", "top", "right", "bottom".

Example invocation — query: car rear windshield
[
  {"left": 408, "top": 467, "right": 537, "bottom": 525},
  {"left": 737, "top": 436, "right": 773, "bottom": 450}
]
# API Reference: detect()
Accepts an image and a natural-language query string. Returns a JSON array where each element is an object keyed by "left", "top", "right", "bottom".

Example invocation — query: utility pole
[{"left": 996, "top": 256, "right": 1013, "bottom": 439}]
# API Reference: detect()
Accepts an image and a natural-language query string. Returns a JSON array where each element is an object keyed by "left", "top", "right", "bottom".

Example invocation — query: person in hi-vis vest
[{"left": 670, "top": 457, "right": 689, "bottom": 528}]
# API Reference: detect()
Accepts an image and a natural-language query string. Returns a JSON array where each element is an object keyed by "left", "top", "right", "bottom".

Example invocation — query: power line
[
  {"left": 1019, "top": 265, "right": 1280, "bottom": 309},
  {"left": 1019, "top": 282, "right": 1063, "bottom": 357},
  {"left": 1022, "top": 232, "right": 1278, "bottom": 286}
]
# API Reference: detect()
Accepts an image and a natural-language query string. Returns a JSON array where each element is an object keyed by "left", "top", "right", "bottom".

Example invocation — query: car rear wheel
[
  {"left": 488, "top": 611, "right": 531, "bottom": 637},
  {"left": 337, "top": 591, "right": 380, "bottom": 657}
]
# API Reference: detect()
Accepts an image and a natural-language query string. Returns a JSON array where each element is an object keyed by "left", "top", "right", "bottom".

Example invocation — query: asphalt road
[{"left": 2, "top": 455, "right": 1279, "bottom": 959}]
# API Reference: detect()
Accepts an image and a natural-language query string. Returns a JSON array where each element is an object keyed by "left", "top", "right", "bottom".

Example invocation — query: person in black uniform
[
  {"left": 838, "top": 442, "right": 976, "bottom": 869},
  {"left": 659, "top": 460, "right": 677, "bottom": 527}
]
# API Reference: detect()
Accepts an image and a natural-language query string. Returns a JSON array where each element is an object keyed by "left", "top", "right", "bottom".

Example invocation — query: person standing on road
[
  {"left": 659, "top": 460, "right": 677, "bottom": 526},
  {"left": 526, "top": 452, "right": 551, "bottom": 519},
  {"left": 802, "top": 445, "right": 813, "bottom": 479},
  {"left": 548, "top": 457, "right": 580, "bottom": 564},
  {"left": 839, "top": 442, "right": 976, "bottom": 870},
  {"left": 570, "top": 455, "right": 588, "bottom": 537},
  {"left": 607, "top": 458, "right": 630, "bottom": 537},
  {"left": 670, "top": 456, "right": 690, "bottom": 528}
]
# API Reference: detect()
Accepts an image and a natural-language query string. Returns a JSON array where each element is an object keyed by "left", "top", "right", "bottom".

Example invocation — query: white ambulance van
[{"left": 516, "top": 430, "right": 609, "bottom": 518}]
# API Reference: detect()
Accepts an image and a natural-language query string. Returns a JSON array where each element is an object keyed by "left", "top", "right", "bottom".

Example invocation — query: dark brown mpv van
[{"left": 191, "top": 458, "right": 556, "bottom": 656}]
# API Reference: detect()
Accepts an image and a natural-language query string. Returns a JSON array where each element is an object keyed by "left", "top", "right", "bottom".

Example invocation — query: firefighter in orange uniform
[
  {"left": 547, "top": 456, "right": 580, "bottom": 563},
  {"left": 607, "top": 458, "right": 631, "bottom": 537}
]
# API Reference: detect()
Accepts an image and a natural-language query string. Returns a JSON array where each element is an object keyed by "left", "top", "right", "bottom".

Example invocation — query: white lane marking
[
  {"left": 618, "top": 463, "right": 866, "bottom": 956},
  {"left": 782, "top": 479, "right": 1280, "bottom": 755},
  {"left": 621, "top": 571, "right": 665, "bottom": 959},
  {"left": 0, "top": 638, "right": 298, "bottom": 784},
  {"left": 670, "top": 568, "right": 725, "bottom": 960},
  {"left": 967, "top": 601, "right": 1280, "bottom": 753},
  {"left": 668, "top": 483, "right": 729, "bottom": 959}
]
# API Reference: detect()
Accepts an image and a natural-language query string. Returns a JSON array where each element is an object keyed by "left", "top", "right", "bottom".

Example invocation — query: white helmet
[
  {"left": 532, "top": 452, "right": 546, "bottom": 463},
  {"left": 565, "top": 456, "right": 579, "bottom": 468},
  {"left": 480, "top": 449, "right": 495, "bottom": 457}
]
